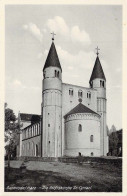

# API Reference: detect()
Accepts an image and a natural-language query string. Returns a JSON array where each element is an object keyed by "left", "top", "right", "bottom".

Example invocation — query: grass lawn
[{"left": 5, "top": 160, "right": 122, "bottom": 192}]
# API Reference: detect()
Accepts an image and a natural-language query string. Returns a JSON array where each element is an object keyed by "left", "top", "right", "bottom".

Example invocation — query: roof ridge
[{"left": 64, "top": 103, "right": 99, "bottom": 118}]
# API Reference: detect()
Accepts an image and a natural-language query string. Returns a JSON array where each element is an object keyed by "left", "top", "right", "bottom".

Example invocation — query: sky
[{"left": 5, "top": 4, "right": 122, "bottom": 130}]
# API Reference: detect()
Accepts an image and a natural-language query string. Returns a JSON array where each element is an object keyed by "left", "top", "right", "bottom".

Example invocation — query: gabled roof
[
  {"left": 20, "top": 113, "right": 41, "bottom": 123},
  {"left": 64, "top": 103, "right": 99, "bottom": 118},
  {"left": 43, "top": 42, "right": 62, "bottom": 72},
  {"left": 89, "top": 56, "right": 106, "bottom": 83}
]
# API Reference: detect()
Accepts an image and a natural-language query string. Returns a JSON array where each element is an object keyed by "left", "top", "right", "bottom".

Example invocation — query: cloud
[
  {"left": 12, "top": 79, "right": 26, "bottom": 89},
  {"left": 47, "top": 16, "right": 69, "bottom": 36},
  {"left": 23, "top": 17, "right": 91, "bottom": 46},
  {"left": 46, "top": 16, "right": 91, "bottom": 45},
  {"left": 71, "top": 26, "right": 91, "bottom": 45},
  {"left": 23, "top": 23, "right": 43, "bottom": 43},
  {"left": 56, "top": 45, "right": 95, "bottom": 70},
  {"left": 12, "top": 79, "right": 40, "bottom": 91}
]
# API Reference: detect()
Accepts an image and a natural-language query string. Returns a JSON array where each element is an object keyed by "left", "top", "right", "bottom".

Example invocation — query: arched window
[
  {"left": 78, "top": 124, "right": 82, "bottom": 132},
  {"left": 90, "top": 135, "right": 93, "bottom": 142},
  {"left": 35, "top": 144, "right": 39, "bottom": 157},
  {"left": 100, "top": 80, "right": 105, "bottom": 87},
  {"left": 100, "top": 80, "right": 102, "bottom": 87},
  {"left": 102, "top": 81, "right": 104, "bottom": 87},
  {"left": 87, "top": 92, "right": 91, "bottom": 99},
  {"left": 69, "top": 89, "right": 73, "bottom": 96},
  {"left": 32, "top": 142, "right": 34, "bottom": 156},
  {"left": 55, "top": 70, "right": 57, "bottom": 77},
  {"left": 91, "top": 152, "right": 94, "bottom": 156},
  {"left": 57, "top": 71, "right": 59, "bottom": 78},
  {"left": 78, "top": 90, "right": 83, "bottom": 98}
]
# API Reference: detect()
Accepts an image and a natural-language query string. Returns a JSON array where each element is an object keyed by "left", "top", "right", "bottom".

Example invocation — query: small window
[
  {"left": 48, "top": 124, "right": 50, "bottom": 127},
  {"left": 55, "top": 70, "right": 57, "bottom": 77},
  {"left": 87, "top": 92, "right": 91, "bottom": 99},
  {"left": 78, "top": 90, "right": 83, "bottom": 98},
  {"left": 57, "top": 71, "right": 59, "bottom": 78},
  {"left": 100, "top": 80, "right": 105, "bottom": 87},
  {"left": 78, "top": 124, "right": 82, "bottom": 132},
  {"left": 90, "top": 135, "right": 93, "bottom": 142},
  {"left": 69, "top": 89, "right": 73, "bottom": 96},
  {"left": 102, "top": 81, "right": 104, "bottom": 87},
  {"left": 91, "top": 152, "right": 94, "bottom": 156}
]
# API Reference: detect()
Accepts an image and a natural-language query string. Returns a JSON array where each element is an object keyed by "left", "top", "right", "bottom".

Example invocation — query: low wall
[
  {"left": 17, "top": 156, "right": 58, "bottom": 162},
  {"left": 58, "top": 156, "right": 122, "bottom": 167},
  {"left": 17, "top": 156, "right": 122, "bottom": 167}
]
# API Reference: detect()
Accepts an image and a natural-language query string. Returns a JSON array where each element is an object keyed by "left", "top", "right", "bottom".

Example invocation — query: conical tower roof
[
  {"left": 43, "top": 41, "right": 62, "bottom": 72},
  {"left": 64, "top": 103, "right": 99, "bottom": 118},
  {"left": 89, "top": 56, "right": 106, "bottom": 84}
]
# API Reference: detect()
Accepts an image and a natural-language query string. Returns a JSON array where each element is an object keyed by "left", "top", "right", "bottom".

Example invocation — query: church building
[{"left": 18, "top": 37, "right": 108, "bottom": 158}]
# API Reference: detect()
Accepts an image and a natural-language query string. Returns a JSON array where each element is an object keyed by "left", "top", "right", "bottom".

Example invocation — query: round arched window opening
[{"left": 78, "top": 124, "right": 82, "bottom": 132}]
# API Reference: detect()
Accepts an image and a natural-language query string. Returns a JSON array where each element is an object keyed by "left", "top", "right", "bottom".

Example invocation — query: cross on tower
[
  {"left": 51, "top": 32, "right": 56, "bottom": 41},
  {"left": 95, "top": 46, "right": 100, "bottom": 56}
]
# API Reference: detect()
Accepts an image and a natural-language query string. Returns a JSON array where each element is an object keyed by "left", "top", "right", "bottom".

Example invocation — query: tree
[
  {"left": 109, "top": 125, "right": 119, "bottom": 156},
  {"left": 5, "top": 103, "right": 20, "bottom": 168},
  {"left": 109, "top": 125, "right": 116, "bottom": 135}
]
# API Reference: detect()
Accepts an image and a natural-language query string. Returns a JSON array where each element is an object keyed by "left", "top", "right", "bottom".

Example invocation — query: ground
[{"left": 5, "top": 160, "right": 122, "bottom": 192}]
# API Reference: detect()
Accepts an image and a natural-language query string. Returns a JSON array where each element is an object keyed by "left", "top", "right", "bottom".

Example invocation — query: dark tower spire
[
  {"left": 89, "top": 48, "right": 106, "bottom": 84},
  {"left": 43, "top": 35, "right": 62, "bottom": 72}
]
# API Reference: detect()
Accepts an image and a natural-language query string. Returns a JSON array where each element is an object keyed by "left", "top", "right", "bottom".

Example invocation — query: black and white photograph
[{"left": 4, "top": 2, "right": 123, "bottom": 192}]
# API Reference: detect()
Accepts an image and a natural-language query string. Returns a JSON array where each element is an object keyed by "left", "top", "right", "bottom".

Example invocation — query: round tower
[
  {"left": 89, "top": 52, "right": 108, "bottom": 156},
  {"left": 42, "top": 39, "right": 62, "bottom": 157}
]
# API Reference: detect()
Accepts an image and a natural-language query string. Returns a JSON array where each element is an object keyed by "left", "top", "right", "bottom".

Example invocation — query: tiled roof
[
  {"left": 64, "top": 103, "right": 99, "bottom": 118},
  {"left": 89, "top": 56, "right": 106, "bottom": 83},
  {"left": 20, "top": 113, "right": 41, "bottom": 122},
  {"left": 43, "top": 42, "right": 62, "bottom": 72}
]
